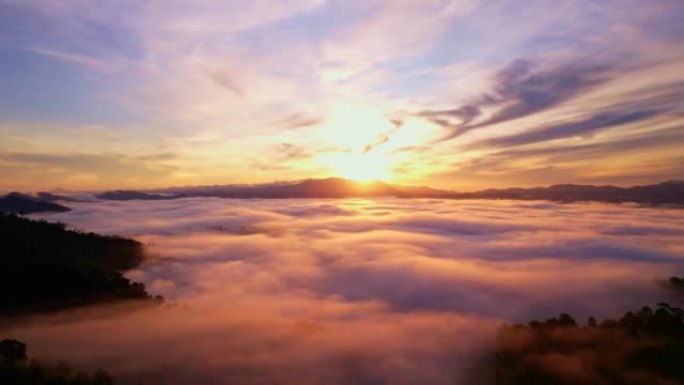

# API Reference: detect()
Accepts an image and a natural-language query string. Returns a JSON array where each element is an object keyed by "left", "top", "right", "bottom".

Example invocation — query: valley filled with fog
[{"left": 11, "top": 198, "right": 684, "bottom": 385}]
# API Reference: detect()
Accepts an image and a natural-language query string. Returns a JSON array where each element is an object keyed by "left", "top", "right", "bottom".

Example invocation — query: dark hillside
[
  {"left": 494, "top": 304, "right": 684, "bottom": 385},
  {"left": 0, "top": 213, "right": 158, "bottom": 315}
]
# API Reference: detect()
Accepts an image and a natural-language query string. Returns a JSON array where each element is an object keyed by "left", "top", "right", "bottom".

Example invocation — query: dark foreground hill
[
  {"left": 463, "top": 277, "right": 684, "bottom": 385},
  {"left": 490, "top": 302, "right": 684, "bottom": 385},
  {"left": 0, "top": 213, "right": 159, "bottom": 315},
  {"left": 0, "top": 193, "right": 70, "bottom": 214}
]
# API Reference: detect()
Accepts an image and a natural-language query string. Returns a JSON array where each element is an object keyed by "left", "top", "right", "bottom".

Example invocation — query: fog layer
[{"left": 11, "top": 199, "right": 684, "bottom": 384}]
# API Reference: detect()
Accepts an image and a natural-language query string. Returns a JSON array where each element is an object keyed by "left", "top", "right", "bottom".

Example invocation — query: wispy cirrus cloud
[
  {"left": 26, "top": 47, "right": 126, "bottom": 74},
  {"left": 472, "top": 109, "right": 664, "bottom": 148},
  {"left": 1, "top": 0, "right": 684, "bottom": 188},
  {"left": 421, "top": 59, "right": 616, "bottom": 141}
]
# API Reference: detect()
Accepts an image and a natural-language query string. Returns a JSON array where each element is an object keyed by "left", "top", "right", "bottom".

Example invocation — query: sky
[
  {"left": 1, "top": 0, "right": 684, "bottom": 191},
  {"left": 16, "top": 198, "right": 684, "bottom": 384}
]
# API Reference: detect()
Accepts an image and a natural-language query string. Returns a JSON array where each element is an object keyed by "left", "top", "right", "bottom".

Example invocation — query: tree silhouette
[
  {"left": 494, "top": 302, "right": 684, "bottom": 385},
  {"left": 0, "top": 212, "right": 162, "bottom": 315},
  {"left": 0, "top": 339, "right": 26, "bottom": 362}
]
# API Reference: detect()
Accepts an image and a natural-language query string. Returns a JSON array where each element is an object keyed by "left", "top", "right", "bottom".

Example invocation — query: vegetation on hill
[
  {"left": 494, "top": 302, "right": 684, "bottom": 385},
  {"left": 0, "top": 213, "right": 160, "bottom": 315},
  {"left": 1, "top": 339, "right": 115, "bottom": 385},
  {"left": 666, "top": 276, "right": 684, "bottom": 294}
]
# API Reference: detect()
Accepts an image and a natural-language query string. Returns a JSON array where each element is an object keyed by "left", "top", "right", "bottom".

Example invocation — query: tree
[{"left": 0, "top": 339, "right": 26, "bottom": 362}]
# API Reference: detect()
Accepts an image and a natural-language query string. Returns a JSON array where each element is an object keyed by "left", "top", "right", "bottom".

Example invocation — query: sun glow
[
  {"left": 323, "top": 151, "right": 392, "bottom": 181},
  {"left": 314, "top": 102, "right": 448, "bottom": 182},
  {"left": 321, "top": 103, "right": 395, "bottom": 148},
  {"left": 315, "top": 103, "right": 398, "bottom": 181}
]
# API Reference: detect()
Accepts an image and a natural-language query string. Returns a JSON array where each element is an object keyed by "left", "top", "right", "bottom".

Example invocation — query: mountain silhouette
[
  {"left": 0, "top": 192, "right": 70, "bottom": 214},
  {"left": 452, "top": 180, "right": 684, "bottom": 204},
  {"left": 93, "top": 178, "right": 684, "bottom": 204},
  {"left": 95, "top": 190, "right": 171, "bottom": 200},
  {"left": 98, "top": 178, "right": 448, "bottom": 200}
]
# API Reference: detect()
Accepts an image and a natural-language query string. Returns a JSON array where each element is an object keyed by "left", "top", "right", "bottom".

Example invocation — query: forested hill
[{"left": 0, "top": 213, "right": 160, "bottom": 315}]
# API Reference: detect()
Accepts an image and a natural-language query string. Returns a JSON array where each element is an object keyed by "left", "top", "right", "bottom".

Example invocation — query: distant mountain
[
  {"left": 168, "top": 178, "right": 403, "bottom": 198},
  {"left": 175, "top": 178, "right": 450, "bottom": 198},
  {"left": 94, "top": 178, "right": 684, "bottom": 204},
  {"left": 36, "top": 191, "right": 75, "bottom": 202},
  {"left": 99, "top": 178, "right": 448, "bottom": 200},
  {"left": 0, "top": 192, "right": 71, "bottom": 214},
  {"left": 96, "top": 190, "right": 172, "bottom": 200},
  {"left": 453, "top": 180, "right": 684, "bottom": 204}
]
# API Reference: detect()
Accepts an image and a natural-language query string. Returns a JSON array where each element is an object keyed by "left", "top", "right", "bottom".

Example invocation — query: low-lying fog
[{"left": 12, "top": 198, "right": 684, "bottom": 384}]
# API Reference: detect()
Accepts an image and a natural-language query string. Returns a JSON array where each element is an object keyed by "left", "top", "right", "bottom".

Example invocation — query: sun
[
  {"left": 323, "top": 151, "right": 392, "bottom": 182},
  {"left": 315, "top": 102, "right": 405, "bottom": 181}
]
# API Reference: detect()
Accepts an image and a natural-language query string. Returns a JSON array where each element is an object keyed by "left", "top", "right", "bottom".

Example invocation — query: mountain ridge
[
  {"left": 0, "top": 192, "right": 71, "bottom": 214},
  {"left": 88, "top": 178, "right": 684, "bottom": 204}
]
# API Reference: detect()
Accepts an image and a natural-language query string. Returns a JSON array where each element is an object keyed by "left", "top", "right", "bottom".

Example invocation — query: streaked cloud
[
  {"left": 26, "top": 47, "right": 126, "bottom": 74},
  {"left": 0, "top": 0, "right": 683, "bottom": 188}
]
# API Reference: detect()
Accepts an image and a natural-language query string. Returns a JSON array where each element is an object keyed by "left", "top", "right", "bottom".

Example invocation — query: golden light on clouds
[
  {"left": 315, "top": 103, "right": 394, "bottom": 181},
  {"left": 320, "top": 103, "right": 394, "bottom": 149},
  {"left": 309, "top": 102, "right": 459, "bottom": 182},
  {"left": 322, "top": 151, "right": 393, "bottom": 181}
]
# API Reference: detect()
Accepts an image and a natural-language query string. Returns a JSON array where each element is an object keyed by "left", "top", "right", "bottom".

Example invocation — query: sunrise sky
[{"left": 1, "top": 0, "right": 683, "bottom": 191}]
